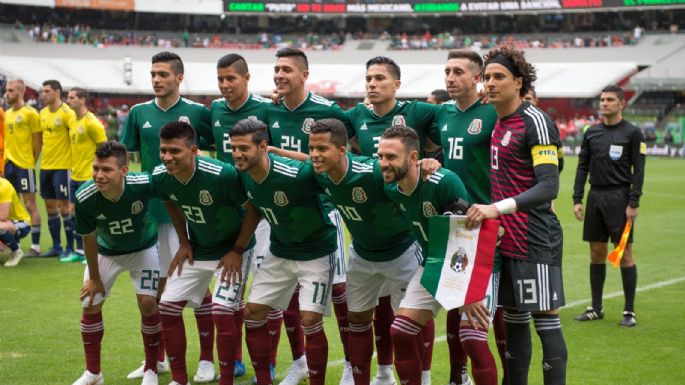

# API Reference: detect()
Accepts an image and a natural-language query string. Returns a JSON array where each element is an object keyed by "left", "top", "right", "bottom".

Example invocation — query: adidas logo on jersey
[
  {"left": 143, "top": 121, "right": 152, "bottom": 128},
  {"left": 169, "top": 194, "right": 178, "bottom": 201},
  {"left": 97, "top": 214, "right": 107, "bottom": 220},
  {"left": 214, "top": 120, "right": 221, "bottom": 127},
  {"left": 272, "top": 121, "right": 280, "bottom": 129},
  {"left": 441, "top": 124, "right": 448, "bottom": 132},
  {"left": 360, "top": 123, "right": 368, "bottom": 130}
]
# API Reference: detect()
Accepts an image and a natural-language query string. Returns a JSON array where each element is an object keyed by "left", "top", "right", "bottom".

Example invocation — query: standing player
[
  {"left": 153, "top": 121, "right": 260, "bottom": 385},
  {"left": 0, "top": 176, "right": 31, "bottom": 267},
  {"left": 210, "top": 52, "right": 272, "bottom": 377},
  {"left": 230, "top": 118, "right": 337, "bottom": 385},
  {"left": 427, "top": 49, "right": 502, "bottom": 385},
  {"left": 61, "top": 87, "right": 107, "bottom": 263},
  {"left": 377, "top": 125, "right": 490, "bottom": 385},
  {"left": 3, "top": 79, "right": 42, "bottom": 256},
  {"left": 121, "top": 51, "right": 217, "bottom": 382},
  {"left": 572, "top": 84, "right": 645, "bottom": 327},
  {"left": 72, "top": 141, "right": 161, "bottom": 385},
  {"left": 306, "top": 119, "right": 422, "bottom": 385},
  {"left": 523, "top": 86, "right": 564, "bottom": 173},
  {"left": 267, "top": 47, "right": 350, "bottom": 385},
  {"left": 38, "top": 79, "right": 76, "bottom": 258},
  {"left": 466, "top": 46, "right": 567, "bottom": 385}
]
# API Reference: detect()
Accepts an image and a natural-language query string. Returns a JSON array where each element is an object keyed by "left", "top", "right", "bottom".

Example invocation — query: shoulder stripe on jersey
[
  {"left": 198, "top": 160, "right": 222, "bottom": 172},
  {"left": 198, "top": 165, "right": 222, "bottom": 176},
  {"left": 211, "top": 97, "right": 224, "bottom": 104},
  {"left": 251, "top": 94, "right": 271, "bottom": 103},
  {"left": 272, "top": 164, "right": 298, "bottom": 177},
  {"left": 126, "top": 174, "right": 149, "bottom": 180},
  {"left": 351, "top": 162, "right": 373, "bottom": 173},
  {"left": 273, "top": 161, "right": 299, "bottom": 173},
  {"left": 126, "top": 181, "right": 151, "bottom": 185},
  {"left": 310, "top": 94, "right": 334, "bottom": 106},
  {"left": 181, "top": 97, "right": 205, "bottom": 107},
  {"left": 524, "top": 106, "right": 550, "bottom": 145},
  {"left": 76, "top": 185, "right": 98, "bottom": 202},
  {"left": 152, "top": 166, "right": 168, "bottom": 175},
  {"left": 131, "top": 100, "right": 154, "bottom": 110}
]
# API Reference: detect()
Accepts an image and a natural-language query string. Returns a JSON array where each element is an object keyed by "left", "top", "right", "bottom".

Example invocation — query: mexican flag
[{"left": 421, "top": 215, "right": 499, "bottom": 310}]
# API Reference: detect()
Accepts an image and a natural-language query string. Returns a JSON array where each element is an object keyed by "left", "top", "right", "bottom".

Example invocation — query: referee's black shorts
[{"left": 583, "top": 187, "right": 634, "bottom": 244}]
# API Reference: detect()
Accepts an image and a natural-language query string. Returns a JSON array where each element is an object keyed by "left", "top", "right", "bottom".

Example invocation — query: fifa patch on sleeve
[
  {"left": 531, "top": 145, "right": 559, "bottom": 166},
  {"left": 640, "top": 142, "right": 647, "bottom": 155}
]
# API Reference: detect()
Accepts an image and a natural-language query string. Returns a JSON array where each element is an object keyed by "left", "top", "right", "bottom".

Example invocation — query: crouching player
[
  {"left": 73, "top": 141, "right": 161, "bottom": 385},
  {"left": 0, "top": 177, "right": 31, "bottom": 267}
]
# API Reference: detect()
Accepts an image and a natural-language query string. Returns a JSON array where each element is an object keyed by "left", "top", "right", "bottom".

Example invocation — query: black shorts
[
  {"left": 499, "top": 257, "right": 565, "bottom": 312},
  {"left": 40, "top": 169, "right": 70, "bottom": 200},
  {"left": 583, "top": 188, "right": 633, "bottom": 244},
  {"left": 5, "top": 161, "right": 37, "bottom": 193}
]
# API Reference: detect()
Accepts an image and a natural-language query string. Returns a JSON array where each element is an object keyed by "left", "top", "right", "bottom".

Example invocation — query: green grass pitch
[{"left": 0, "top": 157, "right": 684, "bottom": 384}]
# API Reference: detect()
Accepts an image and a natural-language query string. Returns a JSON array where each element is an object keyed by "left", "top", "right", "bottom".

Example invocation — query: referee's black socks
[
  {"left": 621, "top": 264, "right": 638, "bottom": 313},
  {"left": 590, "top": 263, "right": 606, "bottom": 311}
]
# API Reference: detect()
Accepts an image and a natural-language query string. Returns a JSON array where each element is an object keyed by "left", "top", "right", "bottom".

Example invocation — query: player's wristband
[
  {"left": 231, "top": 244, "right": 246, "bottom": 254},
  {"left": 494, "top": 198, "right": 517, "bottom": 215}
]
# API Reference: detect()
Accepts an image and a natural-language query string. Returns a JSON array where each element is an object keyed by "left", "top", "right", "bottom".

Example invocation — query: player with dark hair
[
  {"left": 3, "top": 78, "right": 43, "bottom": 256},
  {"left": 466, "top": 45, "right": 567, "bottom": 385},
  {"left": 427, "top": 48, "right": 502, "bottom": 385},
  {"left": 38, "top": 79, "right": 77, "bottom": 258},
  {"left": 152, "top": 121, "right": 260, "bottom": 385},
  {"left": 60, "top": 87, "right": 107, "bottom": 263},
  {"left": 426, "top": 89, "right": 450, "bottom": 105},
  {"left": 267, "top": 47, "right": 352, "bottom": 385},
  {"left": 230, "top": 117, "right": 338, "bottom": 385},
  {"left": 572, "top": 84, "right": 645, "bottom": 328},
  {"left": 72, "top": 141, "right": 161, "bottom": 385},
  {"left": 121, "top": 51, "right": 216, "bottom": 383}
]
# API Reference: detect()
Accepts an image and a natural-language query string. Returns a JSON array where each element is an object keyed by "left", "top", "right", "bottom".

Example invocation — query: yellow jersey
[
  {"left": 39, "top": 103, "right": 75, "bottom": 169},
  {"left": 4, "top": 104, "right": 41, "bottom": 169},
  {"left": 0, "top": 107, "right": 4, "bottom": 174},
  {"left": 0, "top": 177, "right": 30, "bottom": 222},
  {"left": 70, "top": 111, "right": 107, "bottom": 181}
]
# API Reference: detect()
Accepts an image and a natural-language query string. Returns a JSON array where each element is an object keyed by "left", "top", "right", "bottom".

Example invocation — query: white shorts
[
  {"left": 398, "top": 266, "right": 442, "bottom": 317},
  {"left": 347, "top": 241, "right": 422, "bottom": 313},
  {"left": 248, "top": 250, "right": 334, "bottom": 315},
  {"left": 252, "top": 218, "right": 271, "bottom": 271},
  {"left": 161, "top": 249, "right": 253, "bottom": 309},
  {"left": 460, "top": 271, "right": 500, "bottom": 323},
  {"left": 157, "top": 223, "right": 179, "bottom": 279},
  {"left": 329, "top": 209, "right": 347, "bottom": 285},
  {"left": 82, "top": 245, "right": 160, "bottom": 307}
]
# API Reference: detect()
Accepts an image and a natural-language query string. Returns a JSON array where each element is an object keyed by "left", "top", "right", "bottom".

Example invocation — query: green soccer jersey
[
  {"left": 121, "top": 97, "right": 212, "bottom": 224},
  {"left": 151, "top": 156, "right": 254, "bottom": 261},
  {"left": 384, "top": 168, "right": 470, "bottom": 261},
  {"left": 267, "top": 92, "right": 350, "bottom": 153},
  {"left": 345, "top": 100, "right": 436, "bottom": 156},
  {"left": 312, "top": 153, "right": 415, "bottom": 262},
  {"left": 74, "top": 172, "right": 158, "bottom": 256},
  {"left": 210, "top": 94, "right": 271, "bottom": 164},
  {"left": 428, "top": 100, "right": 498, "bottom": 204},
  {"left": 239, "top": 154, "right": 337, "bottom": 261}
]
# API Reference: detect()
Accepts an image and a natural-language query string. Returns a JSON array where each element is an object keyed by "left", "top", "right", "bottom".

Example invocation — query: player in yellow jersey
[
  {"left": 38, "top": 79, "right": 76, "bottom": 258},
  {"left": 0, "top": 177, "right": 31, "bottom": 267},
  {"left": 0, "top": 106, "right": 4, "bottom": 175},
  {"left": 59, "top": 87, "right": 107, "bottom": 263},
  {"left": 3, "top": 79, "right": 43, "bottom": 256}
]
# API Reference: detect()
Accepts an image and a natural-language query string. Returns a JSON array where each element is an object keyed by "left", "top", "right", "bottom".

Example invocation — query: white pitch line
[{"left": 254, "top": 275, "right": 685, "bottom": 377}]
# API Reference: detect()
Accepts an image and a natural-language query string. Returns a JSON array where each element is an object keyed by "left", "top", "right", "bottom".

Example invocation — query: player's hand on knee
[
  {"left": 573, "top": 203, "right": 584, "bottom": 221},
  {"left": 461, "top": 302, "right": 490, "bottom": 330},
  {"left": 169, "top": 243, "right": 193, "bottom": 277},
  {"left": 218, "top": 251, "right": 243, "bottom": 285},
  {"left": 80, "top": 278, "right": 106, "bottom": 308}
]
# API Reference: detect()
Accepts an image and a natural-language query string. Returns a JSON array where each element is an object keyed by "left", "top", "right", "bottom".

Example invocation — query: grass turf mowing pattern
[{"left": 0, "top": 157, "right": 684, "bottom": 384}]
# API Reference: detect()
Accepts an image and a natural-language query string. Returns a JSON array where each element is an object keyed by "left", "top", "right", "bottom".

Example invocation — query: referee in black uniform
[{"left": 572, "top": 84, "right": 646, "bottom": 327}]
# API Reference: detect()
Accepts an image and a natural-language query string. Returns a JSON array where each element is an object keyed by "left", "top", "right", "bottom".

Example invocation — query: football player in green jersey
[
  {"left": 72, "top": 141, "right": 161, "bottom": 385},
  {"left": 428, "top": 49, "right": 502, "bottom": 385},
  {"left": 154, "top": 121, "right": 260, "bottom": 385},
  {"left": 378, "top": 126, "right": 492, "bottom": 385},
  {"left": 230, "top": 118, "right": 336, "bottom": 385},
  {"left": 121, "top": 51, "right": 216, "bottom": 383},
  {"left": 268, "top": 48, "right": 351, "bottom": 385}
]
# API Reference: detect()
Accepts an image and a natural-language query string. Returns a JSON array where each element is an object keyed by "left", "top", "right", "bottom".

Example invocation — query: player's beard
[
  {"left": 382, "top": 160, "right": 409, "bottom": 183},
  {"left": 235, "top": 153, "right": 261, "bottom": 172}
]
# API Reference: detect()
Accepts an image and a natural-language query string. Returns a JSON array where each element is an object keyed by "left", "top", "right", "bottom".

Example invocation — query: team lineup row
[{"left": 2, "top": 45, "right": 570, "bottom": 385}]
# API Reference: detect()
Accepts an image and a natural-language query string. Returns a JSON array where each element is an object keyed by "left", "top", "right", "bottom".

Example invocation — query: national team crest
[
  {"left": 199, "top": 190, "right": 213, "bottom": 205},
  {"left": 352, "top": 187, "right": 367, "bottom": 203},
  {"left": 15, "top": 115, "right": 23, "bottom": 123},
  {"left": 392, "top": 115, "right": 406, "bottom": 126},
  {"left": 450, "top": 247, "right": 469, "bottom": 273},
  {"left": 422, "top": 202, "right": 438, "bottom": 217},
  {"left": 131, "top": 200, "right": 144, "bottom": 214},
  {"left": 274, "top": 191, "right": 289, "bottom": 206},
  {"left": 178, "top": 116, "right": 190, "bottom": 124},
  {"left": 54, "top": 117, "right": 62, "bottom": 126},
  {"left": 467, "top": 119, "right": 483, "bottom": 135},
  {"left": 302, "top": 118, "right": 315, "bottom": 134},
  {"left": 501, "top": 131, "right": 512, "bottom": 146},
  {"left": 78, "top": 125, "right": 85, "bottom": 134}
]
